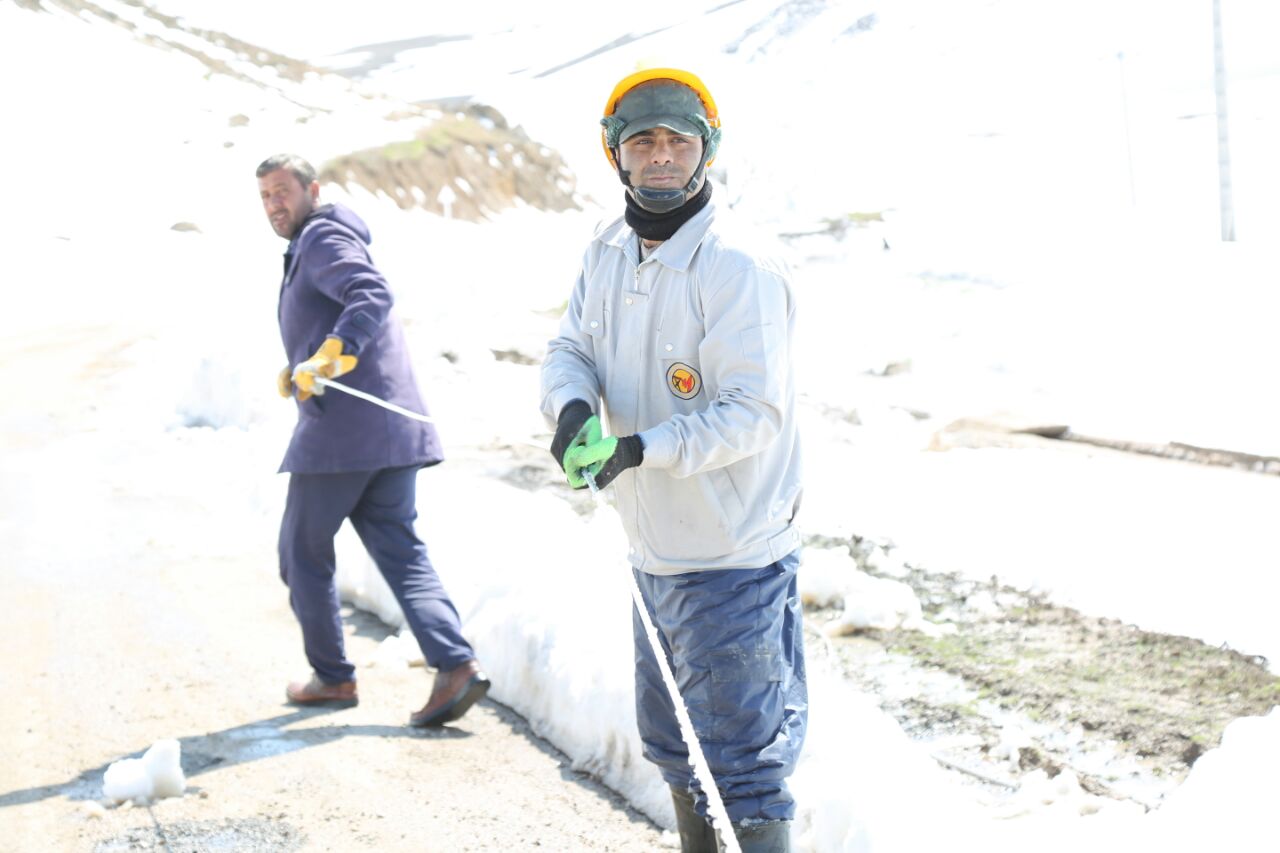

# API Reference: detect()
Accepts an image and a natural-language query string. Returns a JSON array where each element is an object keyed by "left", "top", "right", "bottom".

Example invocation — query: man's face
[
  {"left": 258, "top": 168, "right": 318, "bottom": 239},
  {"left": 618, "top": 127, "right": 704, "bottom": 192}
]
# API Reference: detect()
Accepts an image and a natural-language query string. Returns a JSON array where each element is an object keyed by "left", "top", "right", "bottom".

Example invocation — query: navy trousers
[
  {"left": 278, "top": 465, "right": 474, "bottom": 684},
  {"left": 632, "top": 551, "right": 807, "bottom": 823}
]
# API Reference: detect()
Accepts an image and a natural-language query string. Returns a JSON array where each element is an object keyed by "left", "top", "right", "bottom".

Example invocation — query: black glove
[
  {"left": 564, "top": 434, "right": 644, "bottom": 490},
  {"left": 550, "top": 399, "right": 595, "bottom": 468}
]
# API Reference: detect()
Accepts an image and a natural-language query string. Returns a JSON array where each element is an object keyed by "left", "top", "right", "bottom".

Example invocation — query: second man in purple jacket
[{"left": 257, "top": 153, "right": 488, "bottom": 727}]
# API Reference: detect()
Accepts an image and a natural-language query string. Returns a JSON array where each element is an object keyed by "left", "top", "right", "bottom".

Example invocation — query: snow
[
  {"left": 801, "top": 548, "right": 946, "bottom": 637},
  {"left": 102, "top": 740, "right": 186, "bottom": 805},
  {"left": 5, "top": 0, "right": 1278, "bottom": 850}
]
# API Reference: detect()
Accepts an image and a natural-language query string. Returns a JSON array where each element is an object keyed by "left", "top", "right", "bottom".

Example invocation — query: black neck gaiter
[{"left": 624, "top": 181, "right": 712, "bottom": 242}]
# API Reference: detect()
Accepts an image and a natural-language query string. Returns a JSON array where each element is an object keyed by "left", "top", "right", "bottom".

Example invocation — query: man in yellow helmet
[{"left": 540, "top": 70, "right": 806, "bottom": 851}]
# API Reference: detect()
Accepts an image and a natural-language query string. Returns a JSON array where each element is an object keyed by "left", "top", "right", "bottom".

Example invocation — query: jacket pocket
[
  {"left": 582, "top": 290, "right": 607, "bottom": 340},
  {"left": 707, "top": 467, "right": 746, "bottom": 528},
  {"left": 631, "top": 467, "right": 745, "bottom": 563},
  {"left": 707, "top": 647, "right": 785, "bottom": 743}
]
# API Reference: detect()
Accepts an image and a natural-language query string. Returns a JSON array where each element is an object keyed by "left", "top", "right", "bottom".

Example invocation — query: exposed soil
[
  {"left": 3, "top": 334, "right": 667, "bottom": 853},
  {"left": 16, "top": 0, "right": 583, "bottom": 224},
  {"left": 319, "top": 104, "right": 582, "bottom": 221},
  {"left": 488, "top": 428, "right": 1280, "bottom": 810},
  {"left": 13, "top": 0, "right": 1277, "bottom": 834},
  {"left": 803, "top": 533, "right": 1280, "bottom": 806},
  {"left": 22, "top": 0, "right": 324, "bottom": 92},
  {"left": 935, "top": 415, "right": 1280, "bottom": 478}
]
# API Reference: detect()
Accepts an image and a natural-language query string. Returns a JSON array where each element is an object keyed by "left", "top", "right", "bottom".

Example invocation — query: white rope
[
  {"left": 584, "top": 471, "right": 741, "bottom": 853},
  {"left": 309, "top": 382, "right": 738, "bottom": 844},
  {"left": 312, "top": 377, "right": 436, "bottom": 423}
]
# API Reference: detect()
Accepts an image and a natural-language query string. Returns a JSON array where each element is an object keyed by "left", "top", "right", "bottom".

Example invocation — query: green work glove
[
  {"left": 550, "top": 400, "right": 599, "bottom": 469},
  {"left": 563, "top": 434, "right": 644, "bottom": 490}
]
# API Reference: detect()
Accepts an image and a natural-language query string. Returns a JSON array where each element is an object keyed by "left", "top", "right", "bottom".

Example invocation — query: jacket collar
[{"left": 599, "top": 199, "right": 717, "bottom": 272}]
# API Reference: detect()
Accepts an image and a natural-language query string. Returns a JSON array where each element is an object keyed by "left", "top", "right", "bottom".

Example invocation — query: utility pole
[{"left": 1212, "top": 0, "right": 1235, "bottom": 241}]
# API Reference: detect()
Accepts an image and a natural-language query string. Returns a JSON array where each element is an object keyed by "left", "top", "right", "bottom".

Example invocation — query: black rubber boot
[
  {"left": 733, "top": 820, "right": 791, "bottom": 853},
  {"left": 671, "top": 787, "right": 720, "bottom": 853}
]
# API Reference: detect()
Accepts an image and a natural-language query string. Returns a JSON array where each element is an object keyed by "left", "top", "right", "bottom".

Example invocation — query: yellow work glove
[
  {"left": 292, "top": 337, "right": 358, "bottom": 399},
  {"left": 277, "top": 365, "right": 294, "bottom": 399}
]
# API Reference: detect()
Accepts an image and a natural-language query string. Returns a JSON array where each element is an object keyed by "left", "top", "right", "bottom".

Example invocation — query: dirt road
[{"left": 0, "top": 326, "right": 666, "bottom": 852}]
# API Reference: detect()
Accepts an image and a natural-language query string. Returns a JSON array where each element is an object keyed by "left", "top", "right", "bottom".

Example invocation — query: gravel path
[{"left": 0, "top": 327, "right": 667, "bottom": 853}]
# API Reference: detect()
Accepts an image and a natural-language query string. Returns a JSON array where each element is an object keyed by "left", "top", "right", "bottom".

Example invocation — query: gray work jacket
[{"left": 541, "top": 199, "right": 802, "bottom": 575}]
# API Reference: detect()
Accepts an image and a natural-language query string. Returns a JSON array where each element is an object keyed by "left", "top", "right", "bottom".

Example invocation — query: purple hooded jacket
[{"left": 277, "top": 203, "right": 443, "bottom": 474}]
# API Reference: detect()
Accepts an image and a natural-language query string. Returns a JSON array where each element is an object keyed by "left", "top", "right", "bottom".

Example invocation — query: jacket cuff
[
  {"left": 326, "top": 333, "right": 359, "bottom": 356},
  {"left": 558, "top": 399, "right": 593, "bottom": 424},
  {"left": 620, "top": 434, "right": 645, "bottom": 467},
  {"left": 548, "top": 386, "right": 598, "bottom": 426},
  {"left": 636, "top": 424, "right": 677, "bottom": 469}
]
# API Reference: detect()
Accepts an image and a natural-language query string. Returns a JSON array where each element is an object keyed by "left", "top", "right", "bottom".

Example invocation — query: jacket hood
[{"left": 301, "top": 203, "right": 372, "bottom": 245}]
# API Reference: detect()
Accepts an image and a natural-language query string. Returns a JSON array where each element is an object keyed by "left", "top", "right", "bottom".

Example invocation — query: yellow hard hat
[{"left": 600, "top": 68, "right": 721, "bottom": 172}]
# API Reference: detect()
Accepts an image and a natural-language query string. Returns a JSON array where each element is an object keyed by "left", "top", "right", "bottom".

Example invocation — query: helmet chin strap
[
  {"left": 631, "top": 184, "right": 691, "bottom": 214},
  {"left": 616, "top": 146, "right": 711, "bottom": 214}
]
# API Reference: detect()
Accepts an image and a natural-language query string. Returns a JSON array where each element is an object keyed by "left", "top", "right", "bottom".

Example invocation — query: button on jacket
[
  {"left": 541, "top": 200, "right": 802, "bottom": 575},
  {"left": 278, "top": 203, "right": 442, "bottom": 474}
]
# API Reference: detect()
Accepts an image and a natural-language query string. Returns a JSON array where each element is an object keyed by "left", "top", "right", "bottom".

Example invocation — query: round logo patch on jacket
[{"left": 666, "top": 363, "right": 702, "bottom": 400}]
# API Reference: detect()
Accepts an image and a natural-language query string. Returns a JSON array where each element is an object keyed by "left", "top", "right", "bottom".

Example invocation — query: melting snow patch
[
  {"left": 368, "top": 629, "right": 425, "bottom": 668},
  {"left": 805, "top": 549, "right": 948, "bottom": 636},
  {"left": 102, "top": 739, "right": 185, "bottom": 805}
]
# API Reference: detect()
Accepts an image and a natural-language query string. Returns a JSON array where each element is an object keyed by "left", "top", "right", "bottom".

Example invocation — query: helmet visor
[{"left": 614, "top": 80, "right": 707, "bottom": 143}]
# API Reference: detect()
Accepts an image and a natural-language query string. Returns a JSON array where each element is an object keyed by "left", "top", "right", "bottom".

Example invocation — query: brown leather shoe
[
  {"left": 286, "top": 675, "right": 358, "bottom": 708},
  {"left": 409, "top": 660, "right": 490, "bottom": 727}
]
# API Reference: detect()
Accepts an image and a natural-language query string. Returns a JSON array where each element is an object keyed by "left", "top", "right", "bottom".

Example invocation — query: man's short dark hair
[{"left": 255, "top": 154, "right": 317, "bottom": 189}]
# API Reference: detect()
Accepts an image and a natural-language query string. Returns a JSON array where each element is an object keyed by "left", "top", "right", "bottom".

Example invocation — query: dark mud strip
[
  {"left": 1058, "top": 432, "right": 1280, "bottom": 477},
  {"left": 805, "top": 535, "right": 1280, "bottom": 804},
  {"left": 940, "top": 416, "right": 1280, "bottom": 477}
]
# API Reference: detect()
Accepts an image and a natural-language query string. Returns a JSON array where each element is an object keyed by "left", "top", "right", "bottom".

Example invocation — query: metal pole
[{"left": 1212, "top": 0, "right": 1235, "bottom": 241}]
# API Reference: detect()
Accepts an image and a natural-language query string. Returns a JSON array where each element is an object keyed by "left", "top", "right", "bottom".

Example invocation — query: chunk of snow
[{"left": 102, "top": 739, "right": 185, "bottom": 804}]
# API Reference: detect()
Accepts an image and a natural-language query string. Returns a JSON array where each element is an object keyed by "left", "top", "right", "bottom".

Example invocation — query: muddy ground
[
  {"left": 12, "top": 0, "right": 1278, "bottom": 835},
  {"left": 803, "top": 534, "right": 1279, "bottom": 807},
  {"left": 498, "top": 435, "right": 1280, "bottom": 812}
]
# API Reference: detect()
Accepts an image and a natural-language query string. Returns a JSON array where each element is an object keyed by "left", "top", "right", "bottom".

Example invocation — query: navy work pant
[
  {"left": 278, "top": 465, "right": 474, "bottom": 684},
  {"left": 632, "top": 550, "right": 807, "bottom": 823}
]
